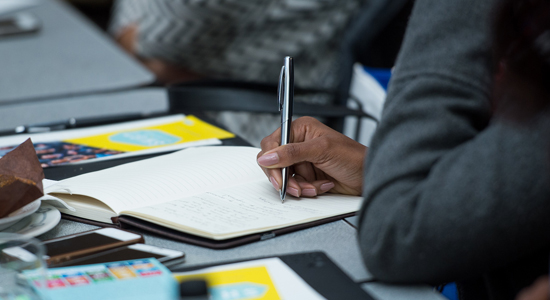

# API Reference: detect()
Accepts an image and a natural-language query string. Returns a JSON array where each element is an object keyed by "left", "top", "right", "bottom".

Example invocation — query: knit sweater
[{"left": 358, "top": 0, "right": 550, "bottom": 299}]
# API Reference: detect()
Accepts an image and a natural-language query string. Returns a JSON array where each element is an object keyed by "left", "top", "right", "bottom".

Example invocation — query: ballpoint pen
[
  {"left": 278, "top": 56, "right": 294, "bottom": 203},
  {"left": 0, "top": 114, "right": 145, "bottom": 136}
]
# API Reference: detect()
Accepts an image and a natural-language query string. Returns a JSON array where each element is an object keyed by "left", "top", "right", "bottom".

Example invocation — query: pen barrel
[
  {"left": 283, "top": 57, "right": 294, "bottom": 121},
  {"left": 281, "top": 166, "right": 289, "bottom": 200},
  {"left": 279, "top": 56, "right": 294, "bottom": 202}
]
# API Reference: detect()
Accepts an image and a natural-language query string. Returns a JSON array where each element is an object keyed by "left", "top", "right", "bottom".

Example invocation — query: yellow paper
[
  {"left": 174, "top": 266, "right": 281, "bottom": 300},
  {"left": 65, "top": 116, "right": 234, "bottom": 152}
]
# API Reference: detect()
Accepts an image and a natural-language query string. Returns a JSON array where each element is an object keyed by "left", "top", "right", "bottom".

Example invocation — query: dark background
[{"left": 65, "top": 0, "right": 113, "bottom": 31}]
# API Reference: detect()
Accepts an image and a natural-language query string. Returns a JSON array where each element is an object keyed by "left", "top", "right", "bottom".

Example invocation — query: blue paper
[{"left": 24, "top": 258, "right": 178, "bottom": 300}]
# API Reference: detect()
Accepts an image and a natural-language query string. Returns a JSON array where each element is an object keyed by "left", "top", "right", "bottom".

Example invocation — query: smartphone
[
  {"left": 0, "top": 13, "right": 40, "bottom": 37},
  {"left": 43, "top": 228, "right": 144, "bottom": 265},
  {"left": 49, "top": 244, "right": 186, "bottom": 268}
]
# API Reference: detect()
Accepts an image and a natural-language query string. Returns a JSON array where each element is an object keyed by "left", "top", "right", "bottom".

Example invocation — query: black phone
[
  {"left": 49, "top": 243, "right": 186, "bottom": 268},
  {"left": 42, "top": 228, "right": 144, "bottom": 265},
  {"left": 0, "top": 13, "right": 40, "bottom": 37}
]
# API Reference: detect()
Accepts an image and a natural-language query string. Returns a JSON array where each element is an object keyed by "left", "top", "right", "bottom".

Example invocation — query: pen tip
[{"left": 280, "top": 190, "right": 285, "bottom": 203}]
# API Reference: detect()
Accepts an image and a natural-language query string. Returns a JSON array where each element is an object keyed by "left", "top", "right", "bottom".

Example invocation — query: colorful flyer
[
  {"left": 24, "top": 258, "right": 177, "bottom": 300},
  {"left": 129, "top": 260, "right": 162, "bottom": 277},
  {"left": 63, "top": 272, "right": 91, "bottom": 286},
  {"left": 45, "top": 275, "right": 66, "bottom": 289},
  {"left": 65, "top": 115, "right": 234, "bottom": 152},
  {"left": 173, "top": 258, "right": 325, "bottom": 300},
  {"left": 0, "top": 115, "right": 233, "bottom": 168},
  {"left": 175, "top": 266, "right": 281, "bottom": 300},
  {"left": 107, "top": 262, "right": 137, "bottom": 280},
  {"left": 86, "top": 270, "right": 114, "bottom": 283}
]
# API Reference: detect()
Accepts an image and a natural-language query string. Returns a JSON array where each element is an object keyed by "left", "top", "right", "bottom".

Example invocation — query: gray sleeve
[{"left": 357, "top": 0, "right": 550, "bottom": 284}]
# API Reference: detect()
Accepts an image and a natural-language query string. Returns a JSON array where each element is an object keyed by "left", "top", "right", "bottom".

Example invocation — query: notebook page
[
  {"left": 46, "top": 147, "right": 264, "bottom": 214},
  {"left": 122, "top": 180, "right": 363, "bottom": 240}
]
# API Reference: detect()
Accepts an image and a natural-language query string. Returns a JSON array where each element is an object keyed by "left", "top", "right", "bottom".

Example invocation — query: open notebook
[{"left": 45, "top": 147, "right": 362, "bottom": 248}]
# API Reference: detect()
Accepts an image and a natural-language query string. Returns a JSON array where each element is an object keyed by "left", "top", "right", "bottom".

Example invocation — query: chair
[
  {"left": 334, "top": 0, "right": 413, "bottom": 132},
  {"left": 168, "top": 80, "right": 374, "bottom": 141},
  {"left": 168, "top": 0, "right": 413, "bottom": 141}
]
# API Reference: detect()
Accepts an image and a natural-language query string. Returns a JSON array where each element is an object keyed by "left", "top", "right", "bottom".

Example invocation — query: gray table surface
[
  {"left": 0, "top": 0, "right": 38, "bottom": 17},
  {"left": 0, "top": 0, "right": 153, "bottom": 104},
  {"left": 0, "top": 88, "right": 169, "bottom": 132}
]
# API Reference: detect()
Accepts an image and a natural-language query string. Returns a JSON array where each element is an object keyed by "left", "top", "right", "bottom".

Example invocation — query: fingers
[
  {"left": 257, "top": 141, "right": 328, "bottom": 198},
  {"left": 257, "top": 117, "right": 330, "bottom": 170},
  {"left": 257, "top": 116, "right": 344, "bottom": 198},
  {"left": 257, "top": 138, "right": 328, "bottom": 169},
  {"left": 295, "top": 175, "right": 335, "bottom": 197},
  {"left": 261, "top": 165, "right": 302, "bottom": 198},
  {"left": 263, "top": 167, "right": 335, "bottom": 198},
  {"left": 257, "top": 132, "right": 281, "bottom": 179},
  {"left": 516, "top": 276, "right": 549, "bottom": 300},
  {"left": 260, "top": 127, "right": 281, "bottom": 155},
  {"left": 259, "top": 117, "right": 329, "bottom": 155},
  {"left": 271, "top": 174, "right": 334, "bottom": 198},
  {"left": 115, "top": 24, "right": 138, "bottom": 54},
  {"left": 293, "top": 162, "right": 317, "bottom": 182}
]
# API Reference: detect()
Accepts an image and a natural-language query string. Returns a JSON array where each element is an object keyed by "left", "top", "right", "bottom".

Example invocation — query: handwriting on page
[
  {"left": 46, "top": 147, "right": 264, "bottom": 214},
  {"left": 124, "top": 181, "right": 361, "bottom": 238}
]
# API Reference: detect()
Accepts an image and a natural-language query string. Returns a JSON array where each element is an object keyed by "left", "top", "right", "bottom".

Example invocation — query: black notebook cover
[{"left": 61, "top": 212, "right": 356, "bottom": 249}]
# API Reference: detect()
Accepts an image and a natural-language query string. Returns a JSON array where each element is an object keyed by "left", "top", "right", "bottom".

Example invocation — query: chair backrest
[
  {"left": 337, "top": 0, "right": 413, "bottom": 103},
  {"left": 330, "top": 0, "right": 413, "bottom": 131},
  {"left": 168, "top": 79, "right": 374, "bottom": 119}
]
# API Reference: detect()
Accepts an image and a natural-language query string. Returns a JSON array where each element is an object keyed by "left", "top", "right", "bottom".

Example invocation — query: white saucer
[
  {"left": 2, "top": 204, "right": 61, "bottom": 237},
  {"left": 0, "top": 199, "right": 41, "bottom": 231}
]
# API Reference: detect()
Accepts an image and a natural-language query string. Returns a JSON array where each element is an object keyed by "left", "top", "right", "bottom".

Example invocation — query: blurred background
[{"left": 64, "top": 0, "right": 113, "bottom": 30}]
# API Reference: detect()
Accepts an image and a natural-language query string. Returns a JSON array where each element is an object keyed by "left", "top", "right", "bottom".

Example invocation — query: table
[
  {"left": 0, "top": 0, "right": 153, "bottom": 104},
  {"left": 0, "top": 0, "right": 38, "bottom": 16},
  {"left": 0, "top": 1, "right": 447, "bottom": 298}
]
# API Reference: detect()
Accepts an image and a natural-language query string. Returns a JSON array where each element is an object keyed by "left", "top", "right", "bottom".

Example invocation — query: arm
[
  {"left": 108, "top": 0, "right": 214, "bottom": 83},
  {"left": 358, "top": 0, "right": 550, "bottom": 284}
]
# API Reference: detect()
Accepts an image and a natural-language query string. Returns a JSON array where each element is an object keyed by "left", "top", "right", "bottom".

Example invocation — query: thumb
[{"left": 257, "top": 140, "right": 325, "bottom": 168}]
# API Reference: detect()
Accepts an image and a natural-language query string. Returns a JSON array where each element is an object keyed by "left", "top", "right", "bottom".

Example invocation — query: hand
[
  {"left": 516, "top": 276, "right": 549, "bottom": 300},
  {"left": 257, "top": 117, "right": 367, "bottom": 198},
  {"left": 115, "top": 24, "right": 204, "bottom": 84}
]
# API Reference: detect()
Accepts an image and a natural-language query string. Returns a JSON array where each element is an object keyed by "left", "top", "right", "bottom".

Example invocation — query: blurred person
[
  {"left": 109, "top": 0, "right": 366, "bottom": 146},
  {"left": 110, "top": 0, "right": 363, "bottom": 87},
  {"left": 257, "top": 0, "right": 550, "bottom": 299}
]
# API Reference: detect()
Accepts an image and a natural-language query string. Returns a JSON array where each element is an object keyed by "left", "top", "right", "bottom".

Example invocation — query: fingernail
[
  {"left": 320, "top": 182, "right": 335, "bottom": 192},
  {"left": 287, "top": 187, "right": 299, "bottom": 197},
  {"left": 302, "top": 188, "right": 317, "bottom": 197},
  {"left": 270, "top": 177, "right": 280, "bottom": 191},
  {"left": 257, "top": 153, "right": 279, "bottom": 166}
]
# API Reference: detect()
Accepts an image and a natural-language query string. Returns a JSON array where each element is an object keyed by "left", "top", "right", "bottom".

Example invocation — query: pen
[
  {"left": 0, "top": 114, "right": 145, "bottom": 136},
  {"left": 278, "top": 56, "right": 294, "bottom": 203}
]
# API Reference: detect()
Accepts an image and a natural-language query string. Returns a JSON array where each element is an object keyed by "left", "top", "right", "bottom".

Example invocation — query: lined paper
[
  {"left": 123, "top": 180, "right": 362, "bottom": 239},
  {"left": 46, "top": 147, "right": 265, "bottom": 214}
]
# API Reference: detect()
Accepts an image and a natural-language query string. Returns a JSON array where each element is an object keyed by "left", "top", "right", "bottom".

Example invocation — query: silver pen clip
[{"left": 277, "top": 65, "right": 285, "bottom": 112}]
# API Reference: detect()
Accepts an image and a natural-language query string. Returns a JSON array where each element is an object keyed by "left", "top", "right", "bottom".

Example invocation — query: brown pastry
[{"left": 0, "top": 139, "right": 44, "bottom": 218}]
